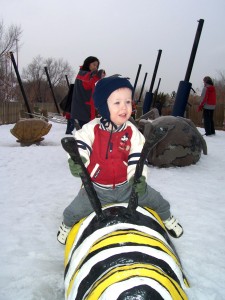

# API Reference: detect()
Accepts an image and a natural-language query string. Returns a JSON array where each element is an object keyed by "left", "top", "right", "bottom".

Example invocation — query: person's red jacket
[
  {"left": 198, "top": 85, "right": 216, "bottom": 111},
  {"left": 71, "top": 69, "right": 104, "bottom": 122},
  {"left": 63, "top": 112, "right": 71, "bottom": 119}
]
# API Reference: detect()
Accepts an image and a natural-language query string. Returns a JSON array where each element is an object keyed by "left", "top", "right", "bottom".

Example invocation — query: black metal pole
[
  {"left": 44, "top": 67, "right": 60, "bottom": 114},
  {"left": 65, "top": 75, "right": 70, "bottom": 88},
  {"left": 142, "top": 50, "right": 162, "bottom": 114},
  {"left": 152, "top": 77, "right": 161, "bottom": 108},
  {"left": 149, "top": 49, "right": 162, "bottom": 93},
  {"left": 184, "top": 19, "right": 204, "bottom": 82},
  {"left": 9, "top": 51, "right": 33, "bottom": 118},
  {"left": 155, "top": 77, "right": 161, "bottom": 96},
  {"left": 172, "top": 19, "right": 204, "bottom": 117},
  {"left": 138, "top": 72, "right": 148, "bottom": 102},
  {"left": 132, "top": 64, "right": 142, "bottom": 99}
]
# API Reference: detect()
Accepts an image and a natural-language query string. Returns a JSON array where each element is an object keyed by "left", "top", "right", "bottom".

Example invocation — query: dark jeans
[
  {"left": 65, "top": 118, "right": 75, "bottom": 134},
  {"left": 203, "top": 109, "right": 215, "bottom": 135},
  {"left": 77, "top": 120, "right": 88, "bottom": 128}
]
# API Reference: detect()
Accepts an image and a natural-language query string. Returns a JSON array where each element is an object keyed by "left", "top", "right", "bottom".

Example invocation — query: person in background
[
  {"left": 131, "top": 99, "right": 137, "bottom": 120},
  {"left": 198, "top": 76, "right": 216, "bottom": 136},
  {"left": 57, "top": 76, "right": 183, "bottom": 245},
  {"left": 63, "top": 112, "right": 74, "bottom": 135},
  {"left": 70, "top": 56, "right": 105, "bottom": 128}
]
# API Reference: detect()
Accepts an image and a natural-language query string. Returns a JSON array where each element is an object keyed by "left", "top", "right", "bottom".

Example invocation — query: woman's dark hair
[
  {"left": 81, "top": 56, "right": 100, "bottom": 71},
  {"left": 204, "top": 76, "right": 214, "bottom": 86}
]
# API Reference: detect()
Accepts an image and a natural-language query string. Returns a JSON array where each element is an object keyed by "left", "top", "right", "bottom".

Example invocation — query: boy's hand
[
  {"left": 68, "top": 157, "right": 87, "bottom": 177},
  {"left": 129, "top": 175, "right": 147, "bottom": 197}
]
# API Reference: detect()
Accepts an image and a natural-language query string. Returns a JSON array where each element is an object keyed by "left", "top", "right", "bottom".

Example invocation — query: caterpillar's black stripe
[
  {"left": 75, "top": 251, "right": 183, "bottom": 300},
  {"left": 71, "top": 206, "right": 169, "bottom": 250},
  {"left": 117, "top": 284, "right": 164, "bottom": 300},
  {"left": 64, "top": 227, "right": 173, "bottom": 277},
  {"left": 65, "top": 231, "right": 178, "bottom": 280}
]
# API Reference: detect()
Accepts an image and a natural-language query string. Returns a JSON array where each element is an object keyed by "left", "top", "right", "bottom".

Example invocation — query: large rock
[
  {"left": 10, "top": 119, "right": 52, "bottom": 145},
  {"left": 139, "top": 116, "right": 207, "bottom": 167}
]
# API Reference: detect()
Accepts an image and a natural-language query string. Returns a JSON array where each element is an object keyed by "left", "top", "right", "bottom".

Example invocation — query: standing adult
[
  {"left": 63, "top": 112, "right": 74, "bottom": 135},
  {"left": 71, "top": 56, "right": 105, "bottom": 128},
  {"left": 198, "top": 76, "right": 216, "bottom": 136}
]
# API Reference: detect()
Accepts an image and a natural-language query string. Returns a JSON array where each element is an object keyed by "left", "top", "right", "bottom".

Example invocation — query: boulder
[
  {"left": 139, "top": 116, "right": 207, "bottom": 167},
  {"left": 10, "top": 119, "right": 52, "bottom": 145}
]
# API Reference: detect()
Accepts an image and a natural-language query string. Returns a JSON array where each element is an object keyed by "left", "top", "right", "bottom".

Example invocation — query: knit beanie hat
[{"left": 93, "top": 76, "right": 133, "bottom": 121}]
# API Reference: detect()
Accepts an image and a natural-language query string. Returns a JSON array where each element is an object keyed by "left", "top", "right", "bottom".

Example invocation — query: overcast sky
[{"left": 1, "top": 0, "right": 225, "bottom": 95}]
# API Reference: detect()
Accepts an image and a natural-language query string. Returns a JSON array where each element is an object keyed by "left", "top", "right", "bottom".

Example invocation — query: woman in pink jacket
[{"left": 198, "top": 76, "right": 216, "bottom": 136}]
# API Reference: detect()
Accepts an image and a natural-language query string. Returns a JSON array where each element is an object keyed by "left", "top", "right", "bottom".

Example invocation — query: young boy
[{"left": 57, "top": 76, "right": 183, "bottom": 244}]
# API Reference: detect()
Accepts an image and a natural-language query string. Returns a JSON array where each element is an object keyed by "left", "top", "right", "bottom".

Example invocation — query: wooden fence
[
  {"left": 187, "top": 103, "right": 224, "bottom": 129},
  {"left": 0, "top": 102, "right": 59, "bottom": 124},
  {"left": 0, "top": 102, "right": 23, "bottom": 124},
  {"left": 160, "top": 103, "right": 224, "bottom": 130},
  {"left": 1, "top": 101, "right": 224, "bottom": 130}
]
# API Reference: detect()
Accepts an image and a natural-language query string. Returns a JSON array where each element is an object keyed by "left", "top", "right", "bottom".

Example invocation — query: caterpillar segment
[{"left": 64, "top": 204, "right": 189, "bottom": 300}]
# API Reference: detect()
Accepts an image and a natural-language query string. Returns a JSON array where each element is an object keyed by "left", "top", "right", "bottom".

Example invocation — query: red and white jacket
[{"left": 74, "top": 118, "right": 147, "bottom": 189}]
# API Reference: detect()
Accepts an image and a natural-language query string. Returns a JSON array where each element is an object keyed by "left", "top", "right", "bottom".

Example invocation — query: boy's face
[{"left": 107, "top": 88, "right": 132, "bottom": 126}]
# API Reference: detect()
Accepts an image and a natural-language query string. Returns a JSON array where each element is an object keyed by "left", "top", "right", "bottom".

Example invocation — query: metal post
[
  {"left": 172, "top": 19, "right": 204, "bottom": 117},
  {"left": 132, "top": 64, "right": 142, "bottom": 99},
  {"left": 143, "top": 49, "right": 162, "bottom": 114},
  {"left": 149, "top": 49, "right": 162, "bottom": 93},
  {"left": 44, "top": 67, "right": 60, "bottom": 114},
  {"left": 138, "top": 72, "right": 148, "bottom": 102},
  {"left": 16, "top": 39, "right": 19, "bottom": 68},
  {"left": 65, "top": 75, "right": 70, "bottom": 88},
  {"left": 184, "top": 19, "right": 204, "bottom": 82},
  {"left": 9, "top": 51, "right": 33, "bottom": 117},
  {"left": 152, "top": 77, "right": 161, "bottom": 108}
]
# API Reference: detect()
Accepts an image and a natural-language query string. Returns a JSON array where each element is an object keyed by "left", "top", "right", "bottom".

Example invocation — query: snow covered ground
[{"left": 0, "top": 121, "right": 225, "bottom": 300}]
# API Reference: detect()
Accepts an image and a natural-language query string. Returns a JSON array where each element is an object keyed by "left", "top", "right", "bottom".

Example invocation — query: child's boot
[
  {"left": 163, "top": 216, "right": 183, "bottom": 238},
  {"left": 57, "top": 221, "right": 71, "bottom": 245}
]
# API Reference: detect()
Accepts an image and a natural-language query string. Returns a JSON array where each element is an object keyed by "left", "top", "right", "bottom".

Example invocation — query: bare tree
[
  {"left": 0, "top": 20, "right": 22, "bottom": 59},
  {"left": 214, "top": 71, "right": 225, "bottom": 105},
  {"left": 45, "top": 57, "right": 74, "bottom": 86},
  {"left": 22, "top": 56, "right": 74, "bottom": 103},
  {"left": 22, "top": 56, "right": 46, "bottom": 102},
  {"left": 0, "top": 20, "right": 22, "bottom": 102}
]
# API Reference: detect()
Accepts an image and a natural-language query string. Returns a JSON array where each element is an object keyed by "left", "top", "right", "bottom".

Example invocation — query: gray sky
[{"left": 1, "top": 0, "right": 225, "bottom": 94}]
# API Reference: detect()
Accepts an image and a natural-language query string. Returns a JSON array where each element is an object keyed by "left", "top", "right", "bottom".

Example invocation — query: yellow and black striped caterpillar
[{"left": 64, "top": 204, "right": 189, "bottom": 300}]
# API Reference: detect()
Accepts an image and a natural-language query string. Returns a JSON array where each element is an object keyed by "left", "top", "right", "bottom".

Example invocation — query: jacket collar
[{"left": 100, "top": 118, "right": 126, "bottom": 132}]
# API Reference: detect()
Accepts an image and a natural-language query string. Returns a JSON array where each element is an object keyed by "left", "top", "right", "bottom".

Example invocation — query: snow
[{"left": 0, "top": 121, "right": 225, "bottom": 300}]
